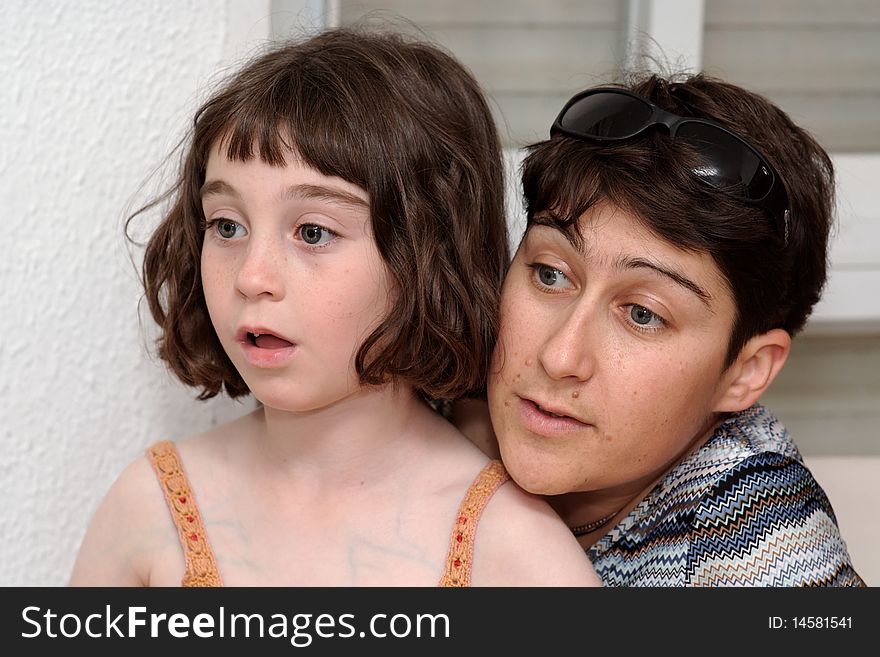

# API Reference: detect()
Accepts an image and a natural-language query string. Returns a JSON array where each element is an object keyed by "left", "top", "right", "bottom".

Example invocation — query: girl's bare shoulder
[
  {"left": 469, "top": 479, "right": 603, "bottom": 587},
  {"left": 68, "top": 412, "right": 258, "bottom": 586},
  {"left": 68, "top": 451, "right": 180, "bottom": 585}
]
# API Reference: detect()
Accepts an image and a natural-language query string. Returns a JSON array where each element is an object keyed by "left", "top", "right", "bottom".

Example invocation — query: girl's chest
[{"left": 152, "top": 495, "right": 456, "bottom": 586}]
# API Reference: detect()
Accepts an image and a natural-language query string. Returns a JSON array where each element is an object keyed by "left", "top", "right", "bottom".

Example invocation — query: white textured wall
[{"left": 0, "top": 0, "right": 314, "bottom": 586}]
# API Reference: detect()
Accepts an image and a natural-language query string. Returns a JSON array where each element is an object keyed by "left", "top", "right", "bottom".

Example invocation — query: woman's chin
[{"left": 499, "top": 448, "right": 571, "bottom": 496}]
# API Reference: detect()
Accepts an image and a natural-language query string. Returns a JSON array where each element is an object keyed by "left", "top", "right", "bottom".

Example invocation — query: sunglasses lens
[
  {"left": 677, "top": 122, "right": 774, "bottom": 201},
  {"left": 559, "top": 92, "right": 653, "bottom": 139}
]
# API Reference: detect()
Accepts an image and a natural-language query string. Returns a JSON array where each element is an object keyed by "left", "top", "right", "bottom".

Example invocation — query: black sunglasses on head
[{"left": 550, "top": 87, "right": 790, "bottom": 244}]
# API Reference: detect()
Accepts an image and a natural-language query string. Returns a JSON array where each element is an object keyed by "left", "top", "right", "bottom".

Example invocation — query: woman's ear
[{"left": 714, "top": 328, "right": 791, "bottom": 413}]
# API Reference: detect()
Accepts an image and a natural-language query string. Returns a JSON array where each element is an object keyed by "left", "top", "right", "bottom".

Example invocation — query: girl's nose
[{"left": 234, "top": 237, "right": 286, "bottom": 301}]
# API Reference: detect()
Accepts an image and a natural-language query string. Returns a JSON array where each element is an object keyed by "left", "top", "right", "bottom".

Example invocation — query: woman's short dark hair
[
  {"left": 521, "top": 72, "right": 834, "bottom": 367},
  {"left": 135, "top": 28, "right": 508, "bottom": 401}
]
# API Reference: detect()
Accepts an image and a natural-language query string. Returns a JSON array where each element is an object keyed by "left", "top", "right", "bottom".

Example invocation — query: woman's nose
[{"left": 537, "top": 304, "right": 597, "bottom": 382}]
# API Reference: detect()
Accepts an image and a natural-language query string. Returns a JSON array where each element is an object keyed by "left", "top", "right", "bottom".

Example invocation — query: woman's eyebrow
[
  {"left": 528, "top": 216, "right": 582, "bottom": 252},
  {"left": 616, "top": 255, "right": 713, "bottom": 307}
]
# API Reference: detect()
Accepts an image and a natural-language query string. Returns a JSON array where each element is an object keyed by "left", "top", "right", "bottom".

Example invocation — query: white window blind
[
  {"left": 702, "top": 0, "right": 880, "bottom": 153},
  {"left": 339, "top": 1, "right": 627, "bottom": 147}
]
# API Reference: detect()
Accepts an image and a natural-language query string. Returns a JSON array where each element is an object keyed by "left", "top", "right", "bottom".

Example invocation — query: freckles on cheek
[
  {"left": 490, "top": 330, "right": 513, "bottom": 368},
  {"left": 490, "top": 353, "right": 515, "bottom": 392},
  {"left": 201, "top": 253, "right": 236, "bottom": 290},
  {"left": 200, "top": 262, "right": 223, "bottom": 300}
]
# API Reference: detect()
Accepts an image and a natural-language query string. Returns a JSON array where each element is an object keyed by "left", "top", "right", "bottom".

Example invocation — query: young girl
[{"left": 69, "top": 28, "right": 601, "bottom": 587}]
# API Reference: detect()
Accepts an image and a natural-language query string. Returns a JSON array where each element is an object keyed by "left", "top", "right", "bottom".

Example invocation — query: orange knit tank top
[{"left": 146, "top": 440, "right": 509, "bottom": 587}]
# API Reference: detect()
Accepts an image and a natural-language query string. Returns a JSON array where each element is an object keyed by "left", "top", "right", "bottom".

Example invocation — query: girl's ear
[{"left": 714, "top": 329, "right": 791, "bottom": 413}]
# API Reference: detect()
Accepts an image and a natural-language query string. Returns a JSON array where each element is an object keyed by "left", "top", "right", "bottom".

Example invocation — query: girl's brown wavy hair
[{"left": 132, "top": 28, "right": 508, "bottom": 401}]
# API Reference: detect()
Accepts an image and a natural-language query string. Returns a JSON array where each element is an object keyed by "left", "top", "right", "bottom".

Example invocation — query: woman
[{"left": 483, "top": 72, "right": 864, "bottom": 586}]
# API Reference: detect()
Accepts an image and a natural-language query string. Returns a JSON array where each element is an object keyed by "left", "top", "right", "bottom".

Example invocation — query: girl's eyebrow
[
  {"left": 200, "top": 180, "right": 369, "bottom": 212},
  {"left": 283, "top": 184, "right": 369, "bottom": 210},
  {"left": 201, "top": 179, "right": 240, "bottom": 200}
]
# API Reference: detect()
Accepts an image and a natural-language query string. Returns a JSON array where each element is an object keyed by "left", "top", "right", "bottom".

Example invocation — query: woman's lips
[{"left": 517, "top": 396, "right": 590, "bottom": 436}]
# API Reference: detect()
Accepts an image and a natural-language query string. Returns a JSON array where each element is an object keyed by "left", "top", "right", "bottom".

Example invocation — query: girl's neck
[{"left": 249, "top": 384, "right": 437, "bottom": 489}]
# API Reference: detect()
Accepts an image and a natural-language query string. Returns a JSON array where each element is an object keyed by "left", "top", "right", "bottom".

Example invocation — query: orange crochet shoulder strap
[
  {"left": 438, "top": 459, "right": 509, "bottom": 587},
  {"left": 146, "top": 440, "right": 222, "bottom": 587}
]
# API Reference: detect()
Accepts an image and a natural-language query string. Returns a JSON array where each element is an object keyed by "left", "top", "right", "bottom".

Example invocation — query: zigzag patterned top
[{"left": 588, "top": 404, "right": 865, "bottom": 586}]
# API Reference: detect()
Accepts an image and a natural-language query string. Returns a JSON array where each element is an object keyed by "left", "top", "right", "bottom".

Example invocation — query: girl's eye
[
  {"left": 299, "top": 224, "right": 334, "bottom": 246},
  {"left": 214, "top": 219, "right": 246, "bottom": 239},
  {"left": 532, "top": 263, "right": 572, "bottom": 290},
  {"left": 626, "top": 304, "right": 666, "bottom": 329}
]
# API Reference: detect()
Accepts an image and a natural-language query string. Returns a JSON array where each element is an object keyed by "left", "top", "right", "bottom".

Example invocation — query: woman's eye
[
  {"left": 215, "top": 219, "right": 246, "bottom": 239},
  {"left": 627, "top": 304, "right": 665, "bottom": 329},
  {"left": 299, "top": 224, "right": 334, "bottom": 246},
  {"left": 533, "top": 264, "right": 572, "bottom": 289}
]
